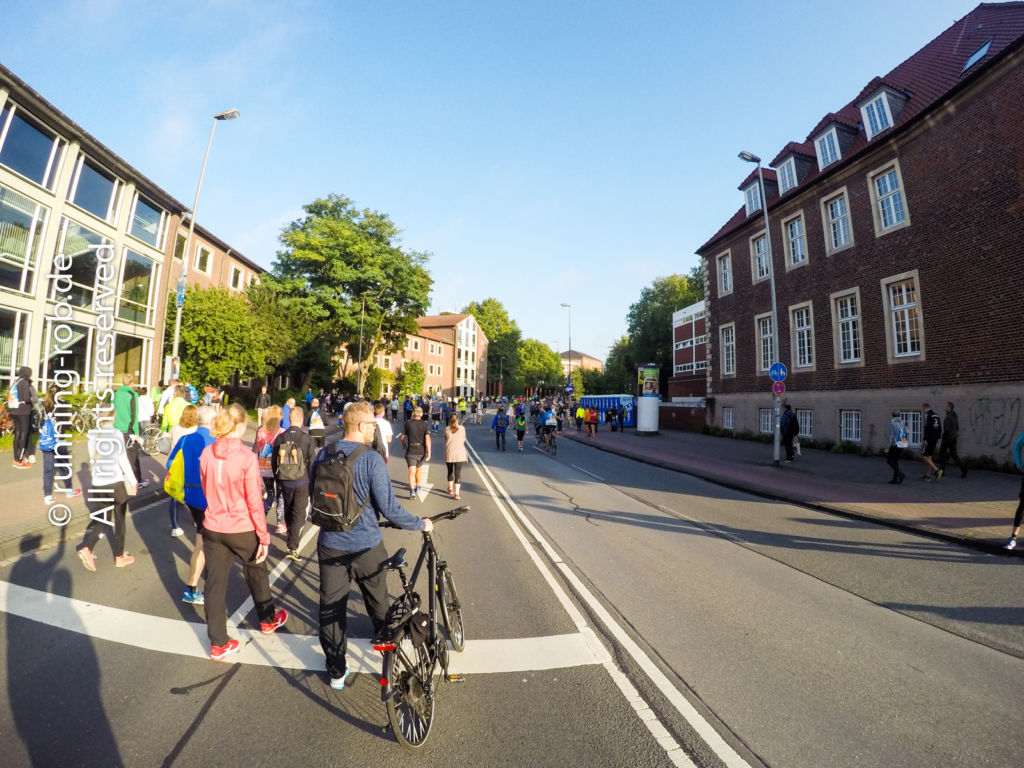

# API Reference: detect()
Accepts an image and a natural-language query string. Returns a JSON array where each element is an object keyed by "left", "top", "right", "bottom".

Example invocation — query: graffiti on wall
[{"left": 968, "top": 397, "right": 1022, "bottom": 450}]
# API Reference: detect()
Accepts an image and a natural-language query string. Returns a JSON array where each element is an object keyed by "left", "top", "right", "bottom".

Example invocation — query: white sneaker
[
  {"left": 43, "top": 495, "right": 54, "bottom": 505},
  {"left": 171, "top": 527, "right": 184, "bottom": 537},
  {"left": 1005, "top": 537, "right": 1017, "bottom": 550},
  {"left": 27, "top": 455, "right": 36, "bottom": 464}
]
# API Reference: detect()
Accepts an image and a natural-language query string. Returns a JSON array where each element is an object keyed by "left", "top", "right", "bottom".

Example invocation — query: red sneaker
[
  {"left": 77, "top": 547, "right": 96, "bottom": 572},
  {"left": 261, "top": 608, "right": 288, "bottom": 635},
  {"left": 210, "top": 639, "right": 240, "bottom": 661}
]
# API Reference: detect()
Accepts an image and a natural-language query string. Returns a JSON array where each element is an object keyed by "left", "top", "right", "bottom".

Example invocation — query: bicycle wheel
[
  {"left": 382, "top": 635, "right": 435, "bottom": 749},
  {"left": 70, "top": 411, "right": 85, "bottom": 435},
  {"left": 438, "top": 566, "right": 465, "bottom": 652},
  {"left": 140, "top": 424, "right": 161, "bottom": 455}
]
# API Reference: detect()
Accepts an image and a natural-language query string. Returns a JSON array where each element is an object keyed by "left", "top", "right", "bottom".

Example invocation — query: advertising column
[{"left": 636, "top": 363, "right": 659, "bottom": 435}]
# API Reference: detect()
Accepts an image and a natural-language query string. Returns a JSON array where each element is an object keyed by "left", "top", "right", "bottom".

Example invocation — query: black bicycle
[{"left": 375, "top": 505, "right": 469, "bottom": 749}]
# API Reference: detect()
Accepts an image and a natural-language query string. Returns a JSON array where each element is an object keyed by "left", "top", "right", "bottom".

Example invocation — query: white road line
[
  {"left": 468, "top": 442, "right": 751, "bottom": 768},
  {"left": 0, "top": 579, "right": 607, "bottom": 673},
  {"left": 571, "top": 464, "right": 605, "bottom": 481}
]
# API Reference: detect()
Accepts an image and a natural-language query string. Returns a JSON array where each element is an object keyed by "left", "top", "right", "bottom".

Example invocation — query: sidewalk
[
  {"left": 560, "top": 424, "right": 1022, "bottom": 556},
  {"left": 0, "top": 421, "right": 261, "bottom": 563}
]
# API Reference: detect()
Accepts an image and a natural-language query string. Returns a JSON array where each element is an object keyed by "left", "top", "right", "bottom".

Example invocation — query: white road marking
[
  {"left": 228, "top": 522, "right": 320, "bottom": 626},
  {"left": 468, "top": 442, "right": 751, "bottom": 768},
  {"left": 571, "top": 464, "right": 605, "bottom": 481},
  {"left": 0, "top": 579, "right": 608, "bottom": 673}
]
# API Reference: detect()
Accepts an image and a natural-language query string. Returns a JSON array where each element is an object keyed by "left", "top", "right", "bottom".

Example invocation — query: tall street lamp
[
  {"left": 170, "top": 108, "right": 240, "bottom": 365},
  {"left": 497, "top": 355, "right": 505, "bottom": 398},
  {"left": 739, "top": 150, "right": 782, "bottom": 466},
  {"left": 560, "top": 302, "right": 572, "bottom": 384}
]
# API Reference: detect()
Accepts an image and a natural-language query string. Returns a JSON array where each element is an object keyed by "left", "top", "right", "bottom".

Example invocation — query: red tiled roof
[
  {"left": 415, "top": 327, "right": 452, "bottom": 344},
  {"left": 770, "top": 141, "right": 815, "bottom": 167},
  {"left": 699, "top": 2, "right": 1024, "bottom": 254},
  {"left": 737, "top": 167, "right": 777, "bottom": 191},
  {"left": 417, "top": 313, "right": 469, "bottom": 328}
]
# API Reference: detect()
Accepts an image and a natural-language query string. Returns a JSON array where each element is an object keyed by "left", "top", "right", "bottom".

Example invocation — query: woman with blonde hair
[
  {"left": 166, "top": 404, "right": 198, "bottom": 536},
  {"left": 199, "top": 403, "right": 286, "bottom": 660},
  {"left": 444, "top": 413, "right": 468, "bottom": 499}
]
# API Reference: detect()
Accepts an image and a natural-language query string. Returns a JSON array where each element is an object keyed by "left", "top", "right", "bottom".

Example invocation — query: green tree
[
  {"left": 600, "top": 335, "right": 636, "bottom": 394},
  {"left": 174, "top": 286, "right": 270, "bottom": 385},
  {"left": 271, "top": 194, "right": 433, "bottom": 396},
  {"left": 626, "top": 274, "right": 701, "bottom": 370},
  {"left": 395, "top": 360, "right": 425, "bottom": 398},
  {"left": 462, "top": 298, "right": 522, "bottom": 393},
  {"left": 516, "top": 339, "right": 562, "bottom": 393},
  {"left": 569, "top": 367, "right": 584, "bottom": 398}
]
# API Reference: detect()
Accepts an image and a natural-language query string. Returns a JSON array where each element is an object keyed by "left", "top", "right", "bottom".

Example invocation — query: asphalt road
[{"left": 2, "top": 418, "right": 1022, "bottom": 767}]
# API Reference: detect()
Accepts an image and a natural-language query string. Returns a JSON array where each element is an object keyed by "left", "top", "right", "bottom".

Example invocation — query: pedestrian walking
[
  {"left": 575, "top": 403, "right": 585, "bottom": 432},
  {"left": 8, "top": 365, "right": 37, "bottom": 467},
  {"left": 157, "top": 378, "right": 178, "bottom": 431},
  {"left": 371, "top": 402, "right": 393, "bottom": 462},
  {"left": 390, "top": 396, "right": 399, "bottom": 422},
  {"left": 40, "top": 386, "right": 82, "bottom": 505},
  {"left": 76, "top": 426, "right": 138, "bottom": 571},
  {"left": 137, "top": 387, "right": 155, "bottom": 432},
  {"left": 491, "top": 407, "right": 509, "bottom": 451},
  {"left": 253, "top": 405, "right": 285, "bottom": 526},
  {"left": 514, "top": 412, "right": 527, "bottom": 452},
  {"left": 401, "top": 405, "right": 431, "bottom": 498},
  {"left": 273, "top": 406, "right": 317, "bottom": 563},
  {"left": 168, "top": 406, "right": 216, "bottom": 604},
  {"left": 113, "top": 374, "right": 147, "bottom": 487},
  {"left": 311, "top": 401, "right": 432, "bottom": 689},
  {"left": 162, "top": 384, "right": 189, "bottom": 433},
  {"left": 886, "top": 409, "right": 908, "bottom": 484},
  {"left": 444, "top": 413, "right": 468, "bottom": 498},
  {"left": 920, "top": 403, "right": 942, "bottom": 481},
  {"left": 937, "top": 402, "right": 968, "bottom": 479},
  {"left": 200, "top": 403, "right": 287, "bottom": 660},
  {"left": 430, "top": 397, "right": 443, "bottom": 432},
  {"left": 306, "top": 397, "right": 327, "bottom": 448},
  {"left": 780, "top": 405, "right": 800, "bottom": 462},
  {"left": 166, "top": 405, "right": 198, "bottom": 536},
  {"left": 1001, "top": 425, "right": 1024, "bottom": 550},
  {"left": 255, "top": 386, "right": 271, "bottom": 426}
]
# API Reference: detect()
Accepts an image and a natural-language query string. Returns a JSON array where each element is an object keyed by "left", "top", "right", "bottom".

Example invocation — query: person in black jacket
[
  {"left": 9, "top": 366, "right": 38, "bottom": 468},
  {"left": 937, "top": 402, "right": 967, "bottom": 479},
  {"left": 272, "top": 407, "right": 318, "bottom": 563},
  {"left": 255, "top": 386, "right": 271, "bottom": 426},
  {"left": 921, "top": 403, "right": 942, "bottom": 481},
  {"left": 780, "top": 405, "right": 800, "bottom": 462}
]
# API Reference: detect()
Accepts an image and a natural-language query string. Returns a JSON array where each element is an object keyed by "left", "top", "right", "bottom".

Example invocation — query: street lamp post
[
  {"left": 497, "top": 355, "right": 505, "bottom": 398},
  {"left": 739, "top": 150, "right": 782, "bottom": 466},
  {"left": 560, "top": 302, "right": 572, "bottom": 388},
  {"left": 357, "top": 295, "right": 365, "bottom": 397},
  {"left": 170, "top": 109, "right": 240, "bottom": 366}
]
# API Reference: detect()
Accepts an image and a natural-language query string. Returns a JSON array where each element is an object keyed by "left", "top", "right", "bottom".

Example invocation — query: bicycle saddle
[{"left": 383, "top": 548, "right": 406, "bottom": 570}]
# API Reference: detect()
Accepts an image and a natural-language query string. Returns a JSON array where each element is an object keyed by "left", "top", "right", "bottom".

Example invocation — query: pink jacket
[{"left": 200, "top": 437, "right": 269, "bottom": 545}]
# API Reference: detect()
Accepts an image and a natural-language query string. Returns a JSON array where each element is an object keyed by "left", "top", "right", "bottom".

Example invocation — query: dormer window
[
  {"left": 860, "top": 93, "right": 893, "bottom": 140},
  {"left": 744, "top": 182, "right": 762, "bottom": 216},
  {"left": 777, "top": 158, "right": 797, "bottom": 194},
  {"left": 815, "top": 128, "right": 840, "bottom": 170}
]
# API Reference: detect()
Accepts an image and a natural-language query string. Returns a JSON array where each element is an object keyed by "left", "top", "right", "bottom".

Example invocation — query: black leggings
[
  {"left": 1014, "top": 475, "right": 1024, "bottom": 529},
  {"left": 446, "top": 461, "right": 464, "bottom": 484},
  {"left": 12, "top": 413, "right": 31, "bottom": 462}
]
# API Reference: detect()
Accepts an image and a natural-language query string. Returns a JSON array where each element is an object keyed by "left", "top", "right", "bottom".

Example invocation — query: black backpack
[
  {"left": 310, "top": 443, "right": 370, "bottom": 531},
  {"left": 495, "top": 413, "right": 508, "bottom": 429},
  {"left": 275, "top": 434, "right": 308, "bottom": 482}
]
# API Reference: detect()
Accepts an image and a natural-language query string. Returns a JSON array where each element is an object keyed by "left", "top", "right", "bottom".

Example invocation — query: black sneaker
[{"left": 286, "top": 549, "right": 302, "bottom": 563}]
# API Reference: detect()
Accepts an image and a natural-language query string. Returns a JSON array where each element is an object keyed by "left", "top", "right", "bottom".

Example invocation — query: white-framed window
[
  {"left": 694, "top": 335, "right": 707, "bottom": 345},
  {"left": 783, "top": 213, "right": 807, "bottom": 267},
  {"left": 833, "top": 291, "right": 861, "bottom": 364},
  {"left": 839, "top": 409, "right": 862, "bottom": 442},
  {"left": 230, "top": 266, "right": 242, "bottom": 290},
  {"left": 674, "top": 363, "right": 692, "bottom": 374},
  {"left": 796, "top": 409, "right": 813, "bottom": 438},
  {"left": 717, "top": 252, "right": 732, "bottom": 296},
  {"left": 411, "top": 338, "right": 421, "bottom": 351},
  {"left": 816, "top": 127, "right": 840, "bottom": 170},
  {"left": 380, "top": 355, "right": 391, "bottom": 370},
  {"left": 777, "top": 158, "right": 797, "bottom": 194},
  {"left": 128, "top": 192, "right": 167, "bottom": 249},
  {"left": 870, "top": 164, "right": 908, "bottom": 233},
  {"left": 883, "top": 272, "right": 923, "bottom": 359},
  {"left": 722, "top": 407, "right": 734, "bottom": 430},
  {"left": 861, "top": 94, "right": 893, "bottom": 140},
  {"left": 67, "top": 154, "right": 122, "bottom": 223},
  {"left": 755, "top": 312, "right": 774, "bottom": 372},
  {"left": 195, "top": 245, "right": 211, "bottom": 274},
  {"left": 695, "top": 360, "right": 707, "bottom": 371},
  {"left": 751, "top": 233, "right": 769, "bottom": 282},
  {"left": 437, "top": 365, "right": 443, "bottom": 377},
  {"left": 118, "top": 248, "right": 157, "bottom": 325},
  {"left": 0, "top": 102, "right": 66, "bottom": 191},
  {"left": 759, "top": 408, "right": 773, "bottom": 434},
  {"left": 428, "top": 363, "right": 435, "bottom": 375},
  {"left": 899, "top": 410, "right": 922, "bottom": 447},
  {"left": 791, "top": 303, "right": 814, "bottom": 369},
  {"left": 825, "top": 192, "right": 851, "bottom": 251},
  {"left": 720, "top": 324, "right": 736, "bottom": 376},
  {"left": 744, "top": 183, "right": 762, "bottom": 215},
  {"left": 1, "top": 183, "right": 49, "bottom": 296},
  {"left": 173, "top": 233, "right": 186, "bottom": 260}
]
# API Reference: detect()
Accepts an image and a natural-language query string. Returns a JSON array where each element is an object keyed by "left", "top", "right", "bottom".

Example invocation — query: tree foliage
[
  {"left": 269, "top": 194, "right": 433, "bottom": 395},
  {"left": 395, "top": 360, "right": 425, "bottom": 398},
  {"left": 626, "top": 273, "right": 702, "bottom": 368},
  {"left": 176, "top": 286, "right": 270, "bottom": 386},
  {"left": 516, "top": 339, "right": 562, "bottom": 392}
]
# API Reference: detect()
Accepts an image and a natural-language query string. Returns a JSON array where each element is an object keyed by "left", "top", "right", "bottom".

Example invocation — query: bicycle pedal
[{"left": 445, "top": 674, "right": 465, "bottom": 683}]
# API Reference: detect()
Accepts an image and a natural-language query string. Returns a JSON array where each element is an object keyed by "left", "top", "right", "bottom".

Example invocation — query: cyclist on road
[
  {"left": 541, "top": 404, "right": 558, "bottom": 450},
  {"left": 312, "top": 401, "right": 432, "bottom": 690}
]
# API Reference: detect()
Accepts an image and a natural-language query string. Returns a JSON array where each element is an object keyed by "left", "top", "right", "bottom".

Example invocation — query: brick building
[
  {"left": 667, "top": 300, "right": 707, "bottom": 400},
  {"left": 697, "top": 3, "right": 1024, "bottom": 460}
]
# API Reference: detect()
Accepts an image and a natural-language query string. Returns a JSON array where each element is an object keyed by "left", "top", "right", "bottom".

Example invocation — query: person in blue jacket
[
  {"left": 167, "top": 405, "right": 217, "bottom": 604},
  {"left": 1003, "top": 425, "right": 1024, "bottom": 550}
]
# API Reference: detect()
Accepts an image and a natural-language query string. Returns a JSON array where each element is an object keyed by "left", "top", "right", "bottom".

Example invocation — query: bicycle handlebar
[{"left": 379, "top": 505, "right": 470, "bottom": 529}]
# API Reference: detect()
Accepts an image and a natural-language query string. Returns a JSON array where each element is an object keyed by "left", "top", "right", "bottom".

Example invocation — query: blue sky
[{"left": 2, "top": 0, "right": 979, "bottom": 362}]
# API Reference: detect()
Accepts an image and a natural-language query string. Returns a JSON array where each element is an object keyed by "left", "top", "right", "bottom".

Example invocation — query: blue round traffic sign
[{"left": 769, "top": 362, "right": 788, "bottom": 382}]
